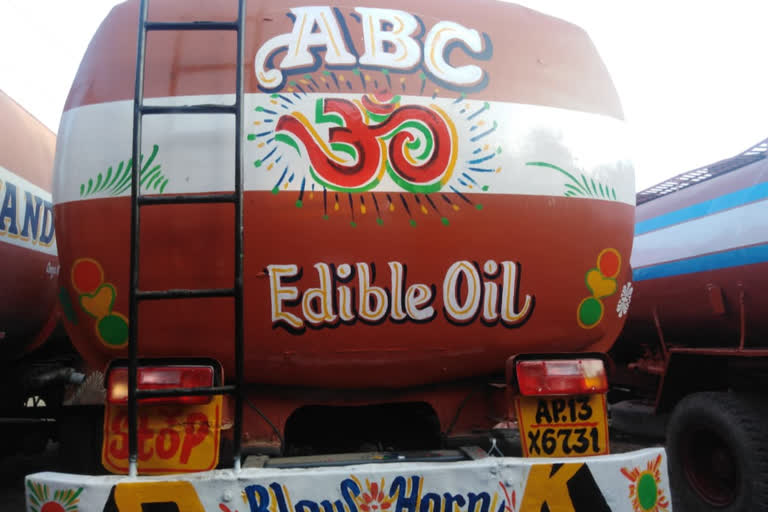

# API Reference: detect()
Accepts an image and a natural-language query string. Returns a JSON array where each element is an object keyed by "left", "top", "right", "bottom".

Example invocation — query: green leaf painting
[
  {"left": 79, "top": 144, "right": 168, "bottom": 197},
  {"left": 526, "top": 161, "right": 617, "bottom": 201}
]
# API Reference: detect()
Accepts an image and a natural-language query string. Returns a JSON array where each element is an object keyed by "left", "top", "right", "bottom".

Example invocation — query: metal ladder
[{"left": 127, "top": 0, "right": 247, "bottom": 476}]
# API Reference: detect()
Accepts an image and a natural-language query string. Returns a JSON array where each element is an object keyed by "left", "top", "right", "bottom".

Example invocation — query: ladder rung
[
  {"left": 141, "top": 104, "right": 237, "bottom": 115},
  {"left": 137, "top": 288, "right": 235, "bottom": 300},
  {"left": 145, "top": 21, "right": 239, "bottom": 31},
  {"left": 139, "top": 193, "right": 237, "bottom": 206},
  {"left": 135, "top": 385, "right": 237, "bottom": 400}
]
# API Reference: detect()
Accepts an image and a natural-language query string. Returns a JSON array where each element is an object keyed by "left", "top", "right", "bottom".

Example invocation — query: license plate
[
  {"left": 515, "top": 394, "right": 609, "bottom": 457},
  {"left": 101, "top": 396, "right": 222, "bottom": 474}
]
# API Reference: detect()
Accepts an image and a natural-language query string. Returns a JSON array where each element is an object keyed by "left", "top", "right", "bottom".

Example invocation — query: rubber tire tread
[{"left": 667, "top": 392, "right": 768, "bottom": 512}]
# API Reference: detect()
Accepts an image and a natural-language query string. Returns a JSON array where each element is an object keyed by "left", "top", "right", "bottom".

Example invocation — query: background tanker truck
[
  {"left": 25, "top": 1, "right": 670, "bottom": 511},
  {"left": 0, "top": 89, "right": 86, "bottom": 457},
  {"left": 610, "top": 137, "right": 768, "bottom": 511}
]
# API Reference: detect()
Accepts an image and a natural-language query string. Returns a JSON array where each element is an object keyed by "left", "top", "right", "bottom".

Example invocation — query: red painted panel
[{"left": 56, "top": 193, "right": 633, "bottom": 388}]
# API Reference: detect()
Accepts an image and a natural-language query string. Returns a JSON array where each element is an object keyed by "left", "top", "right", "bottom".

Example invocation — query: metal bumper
[{"left": 26, "top": 447, "right": 670, "bottom": 512}]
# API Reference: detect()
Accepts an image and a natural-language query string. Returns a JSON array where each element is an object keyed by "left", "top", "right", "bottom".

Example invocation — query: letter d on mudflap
[{"left": 105, "top": 481, "right": 206, "bottom": 512}]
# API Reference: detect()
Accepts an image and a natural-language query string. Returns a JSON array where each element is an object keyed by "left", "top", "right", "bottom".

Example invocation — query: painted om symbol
[{"left": 275, "top": 93, "right": 457, "bottom": 193}]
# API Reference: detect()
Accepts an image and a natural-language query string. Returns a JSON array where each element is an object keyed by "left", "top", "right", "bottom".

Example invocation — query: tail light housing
[
  {"left": 515, "top": 358, "right": 607, "bottom": 396},
  {"left": 107, "top": 365, "right": 215, "bottom": 405}
]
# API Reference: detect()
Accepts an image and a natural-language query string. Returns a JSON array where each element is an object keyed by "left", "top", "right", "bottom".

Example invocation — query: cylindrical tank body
[
  {"left": 54, "top": 0, "right": 635, "bottom": 389},
  {"left": 0, "top": 90, "right": 58, "bottom": 360},
  {"left": 625, "top": 151, "right": 768, "bottom": 350}
]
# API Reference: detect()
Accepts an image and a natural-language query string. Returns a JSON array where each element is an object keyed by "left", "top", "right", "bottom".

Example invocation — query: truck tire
[{"left": 667, "top": 392, "right": 768, "bottom": 511}]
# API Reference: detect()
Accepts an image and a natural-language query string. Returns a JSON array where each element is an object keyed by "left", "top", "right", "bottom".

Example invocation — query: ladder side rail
[
  {"left": 232, "top": 0, "right": 247, "bottom": 471},
  {"left": 128, "top": 0, "right": 151, "bottom": 478}
]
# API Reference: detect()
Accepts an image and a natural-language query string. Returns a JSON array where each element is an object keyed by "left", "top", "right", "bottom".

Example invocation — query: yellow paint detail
[
  {"left": 334, "top": 202, "right": 340, "bottom": 211},
  {"left": 369, "top": 15, "right": 376, "bottom": 55},
  {"left": 403, "top": 143, "right": 419, "bottom": 166},
  {"left": 320, "top": 12, "right": 342, "bottom": 57},
  {"left": 268, "top": 163, "right": 274, "bottom": 171},
  {"left": 430, "top": 104, "right": 459, "bottom": 186},
  {"left": 429, "top": 28, "right": 452, "bottom": 72},
  {"left": 519, "top": 464, "right": 582, "bottom": 512},
  {"left": 295, "top": 14, "right": 308, "bottom": 56},
  {"left": 376, "top": 139, "right": 388, "bottom": 181},
  {"left": 291, "top": 111, "right": 349, "bottom": 164},
  {"left": 489, "top": 492, "right": 498, "bottom": 512},
  {"left": 114, "top": 481, "right": 206, "bottom": 512},
  {"left": 268, "top": 485, "right": 279, "bottom": 512},
  {"left": 452, "top": 204, "right": 459, "bottom": 211},
  {"left": 389, "top": 202, "right": 395, "bottom": 212},
  {"left": 586, "top": 269, "right": 617, "bottom": 298},
  {"left": 420, "top": 205, "right": 428, "bottom": 215},
  {"left": 259, "top": 72, "right": 277, "bottom": 84},
  {"left": 258, "top": 142, "right": 265, "bottom": 148},
  {"left": 394, "top": 16, "right": 409, "bottom": 62},
  {"left": 394, "top": 16, "right": 404, "bottom": 34},
  {"left": 352, "top": 100, "right": 371, "bottom": 125},
  {"left": 361, "top": 204, "right": 367, "bottom": 215},
  {"left": 283, "top": 484, "right": 295, "bottom": 512}
]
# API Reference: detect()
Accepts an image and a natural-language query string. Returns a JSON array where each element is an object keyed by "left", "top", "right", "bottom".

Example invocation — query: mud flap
[{"left": 26, "top": 447, "right": 671, "bottom": 512}]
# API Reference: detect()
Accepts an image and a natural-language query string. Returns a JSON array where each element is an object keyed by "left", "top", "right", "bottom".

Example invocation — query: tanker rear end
[{"left": 49, "top": 0, "right": 650, "bottom": 482}]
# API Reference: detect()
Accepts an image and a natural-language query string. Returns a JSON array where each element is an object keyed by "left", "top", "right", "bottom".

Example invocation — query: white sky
[{"left": 1, "top": 0, "right": 767, "bottom": 191}]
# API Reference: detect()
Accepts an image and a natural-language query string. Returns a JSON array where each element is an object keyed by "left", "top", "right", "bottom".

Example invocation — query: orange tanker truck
[
  {"left": 609, "top": 138, "right": 768, "bottom": 511},
  {"left": 25, "top": 1, "right": 669, "bottom": 511}
]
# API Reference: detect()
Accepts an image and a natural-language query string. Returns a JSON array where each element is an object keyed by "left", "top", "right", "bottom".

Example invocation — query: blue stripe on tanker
[
  {"left": 635, "top": 181, "right": 768, "bottom": 235},
  {"left": 633, "top": 243, "right": 768, "bottom": 281}
]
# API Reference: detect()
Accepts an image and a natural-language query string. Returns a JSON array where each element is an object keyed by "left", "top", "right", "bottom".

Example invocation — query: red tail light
[
  {"left": 107, "top": 366, "right": 214, "bottom": 405},
  {"left": 515, "top": 358, "right": 607, "bottom": 396}
]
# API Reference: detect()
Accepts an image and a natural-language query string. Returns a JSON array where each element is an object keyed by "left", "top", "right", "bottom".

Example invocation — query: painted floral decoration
[
  {"left": 621, "top": 454, "right": 670, "bottom": 512},
  {"left": 27, "top": 482, "right": 82, "bottom": 512},
  {"left": 357, "top": 479, "right": 393, "bottom": 512},
  {"left": 616, "top": 282, "right": 634, "bottom": 318}
]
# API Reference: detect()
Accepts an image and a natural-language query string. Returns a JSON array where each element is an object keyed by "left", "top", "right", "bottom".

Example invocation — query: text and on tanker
[
  {"left": 267, "top": 260, "right": 534, "bottom": 331},
  {"left": 0, "top": 169, "right": 56, "bottom": 252}
]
